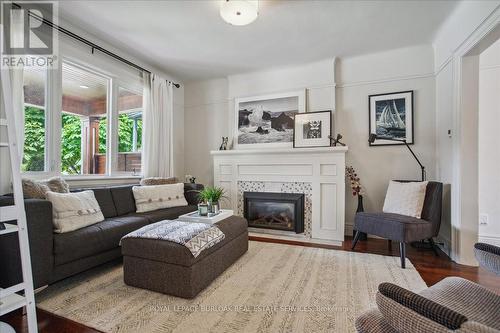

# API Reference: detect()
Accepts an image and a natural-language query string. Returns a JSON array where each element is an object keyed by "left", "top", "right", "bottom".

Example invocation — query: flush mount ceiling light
[
  {"left": 79, "top": 85, "right": 89, "bottom": 89},
  {"left": 220, "top": 0, "right": 258, "bottom": 26}
]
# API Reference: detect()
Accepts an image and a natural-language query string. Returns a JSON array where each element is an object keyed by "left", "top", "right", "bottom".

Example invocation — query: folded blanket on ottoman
[{"left": 121, "top": 220, "right": 225, "bottom": 257}]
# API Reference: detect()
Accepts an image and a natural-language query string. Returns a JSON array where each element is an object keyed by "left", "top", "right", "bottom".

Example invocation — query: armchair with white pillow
[{"left": 352, "top": 180, "right": 443, "bottom": 268}]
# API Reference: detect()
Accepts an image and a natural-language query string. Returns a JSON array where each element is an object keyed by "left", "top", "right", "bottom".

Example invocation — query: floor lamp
[
  {"left": 369, "top": 133, "right": 436, "bottom": 251},
  {"left": 368, "top": 133, "right": 426, "bottom": 181}
]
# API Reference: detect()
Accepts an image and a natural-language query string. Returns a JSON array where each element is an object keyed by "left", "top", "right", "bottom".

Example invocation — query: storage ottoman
[{"left": 121, "top": 215, "right": 248, "bottom": 298}]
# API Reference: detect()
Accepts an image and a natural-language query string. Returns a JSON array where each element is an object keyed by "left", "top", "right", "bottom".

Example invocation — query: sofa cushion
[
  {"left": 110, "top": 186, "right": 136, "bottom": 216},
  {"left": 355, "top": 212, "right": 434, "bottom": 242},
  {"left": 92, "top": 188, "right": 118, "bottom": 218},
  {"left": 47, "top": 191, "right": 105, "bottom": 233},
  {"left": 134, "top": 205, "right": 197, "bottom": 223},
  {"left": 54, "top": 215, "right": 149, "bottom": 265},
  {"left": 22, "top": 177, "right": 69, "bottom": 199},
  {"left": 121, "top": 215, "right": 247, "bottom": 267},
  {"left": 132, "top": 183, "right": 188, "bottom": 213},
  {"left": 140, "top": 177, "right": 177, "bottom": 186}
]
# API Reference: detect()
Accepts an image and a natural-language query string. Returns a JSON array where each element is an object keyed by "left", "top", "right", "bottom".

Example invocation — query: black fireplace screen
[{"left": 244, "top": 192, "right": 304, "bottom": 233}]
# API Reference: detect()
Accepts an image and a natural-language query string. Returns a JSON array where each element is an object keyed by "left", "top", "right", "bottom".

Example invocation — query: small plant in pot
[{"left": 197, "top": 186, "right": 226, "bottom": 215}]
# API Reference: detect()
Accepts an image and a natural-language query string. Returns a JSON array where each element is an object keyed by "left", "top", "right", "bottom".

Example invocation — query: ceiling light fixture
[
  {"left": 220, "top": 0, "right": 258, "bottom": 26},
  {"left": 79, "top": 85, "right": 89, "bottom": 89}
]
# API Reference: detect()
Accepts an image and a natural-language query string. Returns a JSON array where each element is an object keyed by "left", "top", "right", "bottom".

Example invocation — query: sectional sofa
[{"left": 0, "top": 183, "right": 202, "bottom": 289}]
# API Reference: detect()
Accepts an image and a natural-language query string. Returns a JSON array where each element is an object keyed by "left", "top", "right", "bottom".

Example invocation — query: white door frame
[{"left": 450, "top": 13, "right": 500, "bottom": 265}]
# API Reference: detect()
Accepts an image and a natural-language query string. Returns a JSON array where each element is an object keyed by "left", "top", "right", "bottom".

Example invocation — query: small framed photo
[
  {"left": 369, "top": 90, "right": 414, "bottom": 146},
  {"left": 293, "top": 111, "right": 332, "bottom": 148}
]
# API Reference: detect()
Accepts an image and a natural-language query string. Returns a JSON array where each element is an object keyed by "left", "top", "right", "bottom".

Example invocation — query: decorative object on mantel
[
  {"left": 369, "top": 90, "right": 414, "bottom": 146},
  {"left": 346, "top": 166, "right": 367, "bottom": 240},
  {"left": 185, "top": 175, "right": 197, "bottom": 183},
  {"left": 293, "top": 110, "right": 332, "bottom": 148},
  {"left": 197, "top": 186, "right": 227, "bottom": 215},
  {"left": 219, "top": 137, "right": 229, "bottom": 150},
  {"left": 369, "top": 134, "right": 426, "bottom": 181},
  {"left": 329, "top": 133, "right": 346, "bottom": 147},
  {"left": 234, "top": 90, "right": 305, "bottom": 150}
]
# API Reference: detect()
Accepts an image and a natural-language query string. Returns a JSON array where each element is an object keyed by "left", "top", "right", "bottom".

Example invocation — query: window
[
  {"left": 20, "top": 54, "right": 144, "bottom": 178},
  {"left": 23, "top": 67, "right": 46, "bottom": 172},
  {"left": 117, "top": 87, "right": 143, "bottom": 174},
  {"left": 61, "top": 62, "right": 109, "bottom": 175}
]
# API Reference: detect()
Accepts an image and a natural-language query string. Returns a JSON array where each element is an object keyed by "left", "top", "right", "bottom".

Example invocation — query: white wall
[
  {"left": 433, "top": 1, "right": 499, "bottom": 264},
  {"left": 433, "top": 1, "right": 500, "bottom": 71},
  {"left": 184, "top": 45, "right": 437, "bottom": 235},
  {"left": 184, "top": 78, "right": 229, "bottom": 185},
  {"left": 478, "top": 38, "right": 500, "bottom": 246},
  {"left": 337, "top": 45, "right": 436, "bottom": 233}
]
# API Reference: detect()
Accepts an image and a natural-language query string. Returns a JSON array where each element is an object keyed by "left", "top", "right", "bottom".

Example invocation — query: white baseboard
[
  {"left": 478, "top": 235, "right": 500, "bottom": 247},
  {"left": 248, "top": 231, "right": 343, "bottom": 247},
  {"left": 436, "top": 235, "right": 451, "bottom": 257}
]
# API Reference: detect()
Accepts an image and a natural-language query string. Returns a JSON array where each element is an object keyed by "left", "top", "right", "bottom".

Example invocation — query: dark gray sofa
[{"left": 0, "top": 183, "right": 202, "bottom": 289}]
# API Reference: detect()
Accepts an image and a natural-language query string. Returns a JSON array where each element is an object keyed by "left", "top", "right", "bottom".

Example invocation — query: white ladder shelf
[{"left": 0, "top": 64, "right": 38, "bottom": 332}]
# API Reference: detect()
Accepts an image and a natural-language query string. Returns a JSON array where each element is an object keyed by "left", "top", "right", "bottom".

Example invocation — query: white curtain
[{"left": 142, "top": 72, "right": 174, "bottom": 178}]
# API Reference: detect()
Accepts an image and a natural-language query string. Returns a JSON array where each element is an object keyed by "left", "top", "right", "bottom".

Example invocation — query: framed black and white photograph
[
  {"left": 293, "top": 111, "right": 332, "bottom": 148},
  {"left": 369, "top": 91, "right": 413, "bottom": 146},
  {"left": 234, "top": 90, "right": 305, "bottom": 149}
]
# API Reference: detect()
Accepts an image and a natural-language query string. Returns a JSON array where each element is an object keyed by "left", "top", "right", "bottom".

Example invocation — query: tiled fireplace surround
[{"left": 212, "top": 147, "right": 347, "bottom": 245}]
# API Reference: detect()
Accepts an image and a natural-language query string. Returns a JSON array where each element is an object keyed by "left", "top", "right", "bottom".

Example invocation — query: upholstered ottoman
[{"left": 121, "top": 215, "right": 248, "bottom": 298}]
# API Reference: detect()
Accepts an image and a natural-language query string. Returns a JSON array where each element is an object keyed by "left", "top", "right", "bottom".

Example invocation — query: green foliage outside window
[
  {"left": 23, "top": 108, "right": 142, "bottom": 175},
  {"left": 22, "top": 106, "right": 45, "bottom": 172},
  {"left": 97, "top": 114, "right": 142, "bottom": 153},
  {"left": 61, "top": 113, "right": 82, "bottom": 175}
]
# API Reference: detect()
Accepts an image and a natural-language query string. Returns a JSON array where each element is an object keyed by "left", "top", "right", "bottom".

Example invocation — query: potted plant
[
  {"left": 197, "top": 186, "right": 226, "bottom": 215},
  {"left": 346, "top": 166, "right": 367, "bottom": 240}
]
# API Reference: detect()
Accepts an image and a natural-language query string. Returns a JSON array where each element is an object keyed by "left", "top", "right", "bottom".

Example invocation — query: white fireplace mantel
[
  {"left": 211, "top": 146, "right": 348, "bottom": 244},
  {"left": 211, "top": 146, "right": 348, "bottom": 156}
]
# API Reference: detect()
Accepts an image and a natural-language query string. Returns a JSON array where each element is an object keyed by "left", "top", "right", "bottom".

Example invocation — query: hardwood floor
[{"left": 2, "top": 236, "right": 498, "bottom": 333}]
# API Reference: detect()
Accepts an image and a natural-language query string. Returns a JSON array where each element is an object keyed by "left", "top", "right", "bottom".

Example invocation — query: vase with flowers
[{"left": 346, "top": 166, "right": 367, "bottom": 240}]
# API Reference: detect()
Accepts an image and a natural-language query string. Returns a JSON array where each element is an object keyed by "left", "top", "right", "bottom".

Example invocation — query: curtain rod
[{"left": 12, "top": 3, "right": 181, "bottom": 88}]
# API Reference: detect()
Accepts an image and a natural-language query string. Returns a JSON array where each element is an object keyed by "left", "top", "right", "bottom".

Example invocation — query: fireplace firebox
[{"left": 243, "top": 192, "right": 304, "bottom": 233}]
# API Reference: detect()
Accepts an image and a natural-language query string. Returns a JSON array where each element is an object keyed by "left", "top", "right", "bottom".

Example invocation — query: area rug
[{"left": 37, "top": 241, "right": 427, "bottom": 333}]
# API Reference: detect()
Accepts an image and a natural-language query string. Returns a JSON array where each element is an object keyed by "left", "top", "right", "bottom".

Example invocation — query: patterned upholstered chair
[
  {"left": 352, "top": 181, "right": 443, "bottom": 268},
  {"left": 355, "top": 243, "right": 500, "bottom": 333}
]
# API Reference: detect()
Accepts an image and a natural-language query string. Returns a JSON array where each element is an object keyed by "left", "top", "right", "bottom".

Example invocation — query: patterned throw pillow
[
  {"left": 132, "top": 183, "right": 188, "bottom": 213},
  {"left": 22, "top": 179, "right": 50, "bottom": 199},
  {"left": 22, "top": 177, "right": 70, "bottom": 199},
  {"left": 140, "top": 177, "right": 177, "bottom": 186},
  {"left": 382, "top": 181, "right": 428, "bottom": 218},
  {"left": 45, "top": 176, "right": 70, "bottom": 193},
  {"left": 46, "top": 190, "right": 104, "bottom": 233}
]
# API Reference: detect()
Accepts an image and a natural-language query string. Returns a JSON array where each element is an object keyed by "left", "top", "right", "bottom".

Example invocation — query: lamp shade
[{"left": 220, "top": 0, "right": 258, "bottom": 26}]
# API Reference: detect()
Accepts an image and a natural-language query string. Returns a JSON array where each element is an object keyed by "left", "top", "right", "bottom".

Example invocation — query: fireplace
[{"left": 243, "top": 192, "right": 304, "bottom": 233}]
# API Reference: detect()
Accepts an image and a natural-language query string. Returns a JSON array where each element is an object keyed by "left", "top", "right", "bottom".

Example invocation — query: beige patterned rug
[{"left": 37, "top": 241, "right": 426, "bottom": 333}]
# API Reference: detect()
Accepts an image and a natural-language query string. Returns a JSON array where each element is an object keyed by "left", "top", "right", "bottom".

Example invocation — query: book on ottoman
[{"left": 177, "top": 209, "right": 234, "bottom": 224}]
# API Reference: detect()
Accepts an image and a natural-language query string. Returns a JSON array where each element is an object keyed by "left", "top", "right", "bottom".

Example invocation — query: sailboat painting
[{"left": 369, "top": 91, "right": 414, "bottom": 146}]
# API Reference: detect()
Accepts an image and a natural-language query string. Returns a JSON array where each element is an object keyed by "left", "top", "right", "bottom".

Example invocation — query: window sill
[{"left": 62, "top": 175, "right": 142, "bottom": 181}]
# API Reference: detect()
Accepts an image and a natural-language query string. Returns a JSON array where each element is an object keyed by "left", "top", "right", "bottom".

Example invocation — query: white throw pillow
[
  {"left": 382, "top": 181, "right": 428, "bottom": 218},
  {"left": 132, "top": 183, "right": 188, "bottom": 213},
  {"left": 46, "top": 190, "right": 105, "bottom": 233}
]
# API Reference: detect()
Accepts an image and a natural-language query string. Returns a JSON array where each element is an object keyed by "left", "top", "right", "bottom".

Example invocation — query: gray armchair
[
  {"left": 352, "top": 181, "right": 443, "bottom": 268},
  {"left": 355, "top": 243, "right": 500, "bottom": 333}
]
